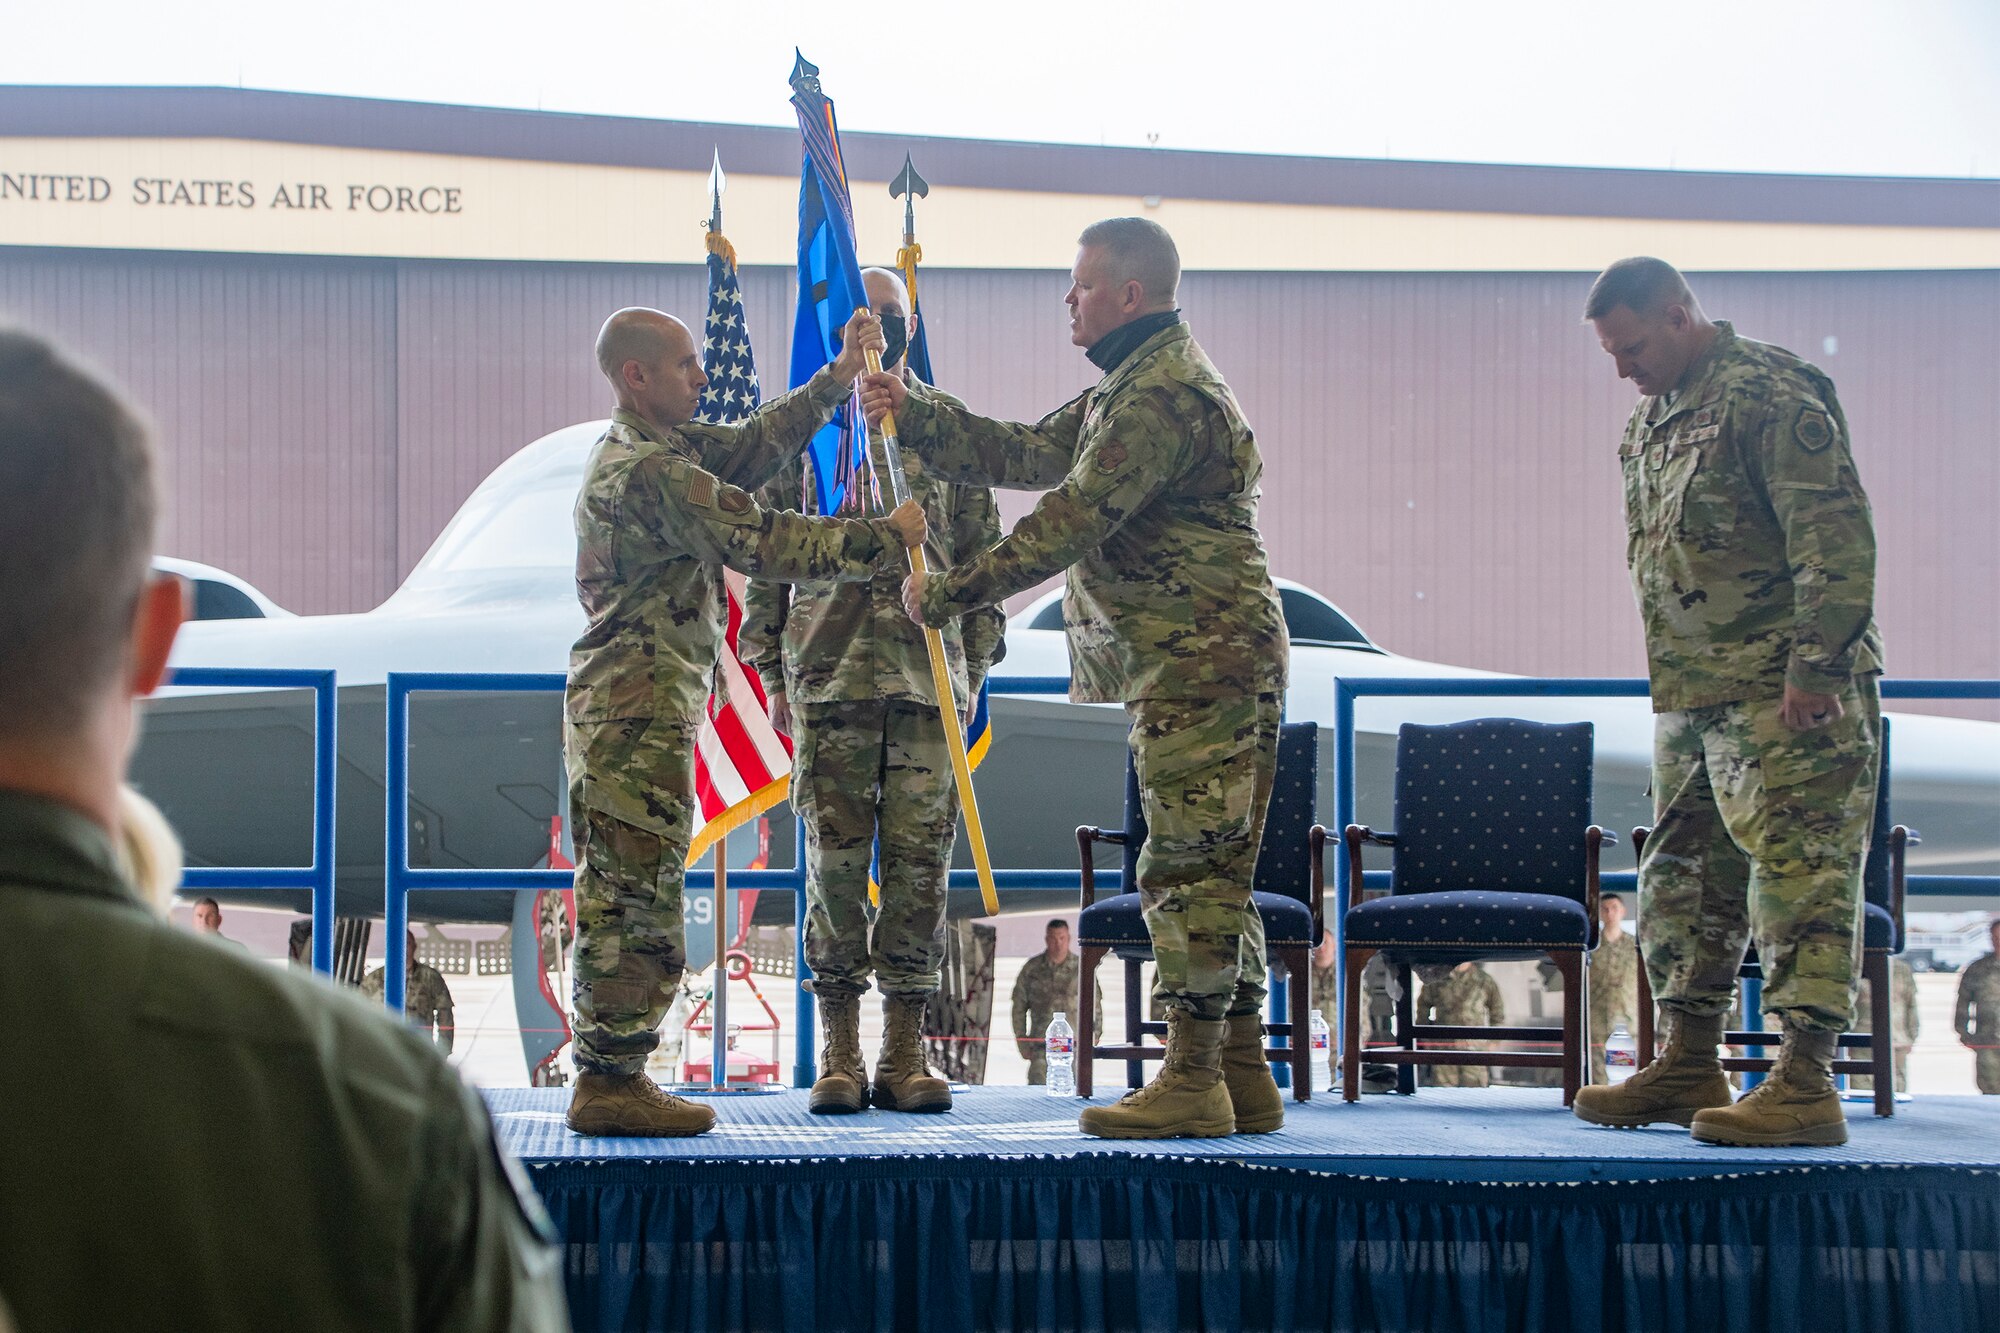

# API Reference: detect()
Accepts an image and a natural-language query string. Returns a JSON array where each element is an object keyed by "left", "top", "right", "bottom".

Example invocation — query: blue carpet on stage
[{"left": 487, "top": 1087, "right": 2000, "bottom": 1333}]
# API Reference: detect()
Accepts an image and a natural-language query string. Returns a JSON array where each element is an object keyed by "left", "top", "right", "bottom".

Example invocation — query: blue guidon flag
[
  {"left": 788, "top": 52, "right": 994, "bottom": 771},
  {"left": 787, "top": 51, "right": 872, "bottom": 516}
]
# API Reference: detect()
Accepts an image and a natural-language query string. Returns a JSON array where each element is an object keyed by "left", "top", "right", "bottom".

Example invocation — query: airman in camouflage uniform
[
  {"left": 361, "top": 931, "right": 457, "bottom": 1053},
  {"left": 1011, "top": 920, "right": 1105, "bottom": 1084},
  {"left": 1418, "top": 962, "right": 1506, "bottom": 1087},
  {"left": 866, "top": 217, "right": 1289, "bottom": 1139},
  {"left": 1570, "top": 259, "right": 1883, "bottom": 1148},
  {"left": 1955, "top": 923, "right": 2000, "bottom": 1093},
  {"left": 564, "top": 305, "right": 922, "bottom": 1137},
  {"left": 1850, "top": 956, "right": 1918, "bottom": 1094},
  {"left": 1589, "top": 894, "right": 1640, "bottom": 1083},
  {"left": 741, "top": 268, "right": 1006, "bottom": 1114}
]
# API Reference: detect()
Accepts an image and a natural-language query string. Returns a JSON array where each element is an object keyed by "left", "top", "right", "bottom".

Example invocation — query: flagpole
[
  {"left": 860, "top": 333, "right": 1000, "bottom": 917},
  {"left": 711, "top": 841, "right": 729, "bottom": 1091}
]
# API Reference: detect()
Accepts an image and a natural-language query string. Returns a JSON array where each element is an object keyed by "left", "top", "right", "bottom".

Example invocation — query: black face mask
[{"left": 878, "top": 315, "right": 909, "bottom": 371}]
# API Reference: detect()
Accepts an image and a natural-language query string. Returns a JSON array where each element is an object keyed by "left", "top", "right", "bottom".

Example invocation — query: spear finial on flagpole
[{"left": 706, "top": 147, "right": 726, "bottom": 235}]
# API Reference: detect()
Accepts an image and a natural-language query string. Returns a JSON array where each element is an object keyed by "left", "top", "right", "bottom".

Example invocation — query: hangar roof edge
[{"left": 3, "top": 84, "right": 1996, "bottom": 230}]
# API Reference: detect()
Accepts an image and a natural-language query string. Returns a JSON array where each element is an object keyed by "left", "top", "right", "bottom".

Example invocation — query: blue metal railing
[
  {"left": 167, "top": 667, "right": 337, "bottom": 976},
  {"left": 382, "top": 672, "right": 1106, "bottom": 1088},
  {"left": 1328, "top": 675, "right": 2000, "bottom": 1057}
]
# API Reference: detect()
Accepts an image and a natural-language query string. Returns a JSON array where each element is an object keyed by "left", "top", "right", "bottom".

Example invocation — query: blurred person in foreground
[{"left": 0, "top": 327, "right": 568, "bottom": 1332}]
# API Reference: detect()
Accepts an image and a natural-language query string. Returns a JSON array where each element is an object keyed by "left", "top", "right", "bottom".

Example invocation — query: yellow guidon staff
[
  {"left": 856, "top": 332, "right": 998, "bottom": 915},
  {"left": 854, "top": 164, "right": 997, "bottom": 915}
]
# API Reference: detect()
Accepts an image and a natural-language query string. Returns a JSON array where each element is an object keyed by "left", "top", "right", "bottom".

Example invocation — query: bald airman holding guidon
[
  {"left": 1571, "top": 257, "right": 1883, "bottom": 1148},
  {"left": 564, "top": 304, "right": 927, "bottom": 1137},
  {"left": 863, "top": 216, "right": 1291, "bottom": 1140}
]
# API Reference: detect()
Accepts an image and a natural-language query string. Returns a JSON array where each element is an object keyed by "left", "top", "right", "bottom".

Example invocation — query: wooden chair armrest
[
  {"left": 1309, "top": 825, "right": 1328, "bottom": 943},
  {"left": 1076, "top": 825, "right": 1126, "bottom": 910},
  {"left": 1584, "top": 826, "right": 1611, "bottom": 949},
  {"left": 1890, "top": 825, "right": 1914, "bottom": 928}
]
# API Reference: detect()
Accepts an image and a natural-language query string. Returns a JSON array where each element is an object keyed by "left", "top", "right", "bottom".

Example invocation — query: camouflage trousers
[
  {"left": 1427, "top": 1062, "right": 1492, "bottom": 1089},
  {"left": 1978, "top": 1050, "right": 2000, "bottom": 1095},
  {"left": 1128, "top": 692, "right": 1281, "bottom": 1023},
  {"left": 1641, "top": 676, "right": 1881, "bottom": 1035},
  {"left": 565, "top": 715, "right": 697, "bottom": 1075},
  {"left": 795, "top": 698, "right": 956, "bottom": 999}
]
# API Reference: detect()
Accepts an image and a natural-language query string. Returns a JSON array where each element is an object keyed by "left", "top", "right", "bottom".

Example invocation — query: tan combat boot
[
  {"left": 1572, "top": 1010, "right": 1732, "bottom": 1128},
  {"left": 872, "top": 994, "right": 952, "bottom": 1113},
  {"left": 1691, "top": 1025, "right": 1849, "bottom": 1147},
  {"left": 1078, "top": 1009, "right": 1237, "bottom": 1140},
  {"left": 809, "top": 990, "right": 868, "bottom": 1115},
  {"left": 566, "top": 1070, "right": 716, "bottom": 1137},
  {"left": 1220, "top": 1013, "right": 1285, "bottom": 1134}
]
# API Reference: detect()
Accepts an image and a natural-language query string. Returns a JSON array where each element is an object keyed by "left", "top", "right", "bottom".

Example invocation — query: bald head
[
  {"left": 595, "top": 307, "right": 707, "bottom": 429},
  {"left": 860, "top": 268, "right": 914, "bottom": 371}
]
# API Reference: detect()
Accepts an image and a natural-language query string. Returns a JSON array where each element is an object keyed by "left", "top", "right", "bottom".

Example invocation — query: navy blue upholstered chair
[
  {"left": 1073, "top": 722, "right": 1321, "bottom": 1100},
  {"left": 1633, "top": 721, "right": 1914, "bottom": 1118},
  {"left": 1340, "top": 719, "right": 1614, "bottom": 1106}
]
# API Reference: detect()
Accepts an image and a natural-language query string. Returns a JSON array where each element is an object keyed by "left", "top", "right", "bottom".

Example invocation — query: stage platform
[{"left": 488, "top": 1086, "right": 2000, "bottom": 1332}]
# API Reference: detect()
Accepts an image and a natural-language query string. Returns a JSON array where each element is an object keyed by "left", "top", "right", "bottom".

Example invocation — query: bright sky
[{"left": 7, "top": 0, "right": 1998, "bottom": 178}]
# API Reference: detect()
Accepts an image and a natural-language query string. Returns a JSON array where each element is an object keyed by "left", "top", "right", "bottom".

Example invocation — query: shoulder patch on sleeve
[
  {"left": 1095, "top": 441, "right": 1129, "bottom": 473},
  {"left": 687, "top": 469, "right": 716, "bottom": 507},
  {"left": 718, "top": 485, "right": 751, "bottom": 514},
  {"left": 1794, "top": 406, "right": 1834, "bottom": 453}
]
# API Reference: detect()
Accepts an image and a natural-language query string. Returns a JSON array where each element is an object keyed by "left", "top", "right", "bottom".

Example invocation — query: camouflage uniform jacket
[
  {"left": 1957, "top": 953, "right": 2000, "bottom": 1041},
  {"left": 0, "top": 790, "right": 568, "bottom": 1331},
  {"left": 739, "top": 377, "right": 1006, "bottom": 711},
  {"left": 1590, "top": 928, "right": 1640, "bottom": 1030},
  {"left": 1012, "top": 951, "right": 1104, "bottom": 1037},
  {"left": 1619, "top": 322, "right": 1882, "bottom": 712},
  {"left": 1419, "top": 965, "right": 1506, "bottom": 1027},
  {"left": 566, "top": 367, "right": 904, "bottom": 727},
  {"left": 362, "top": 961, "right": 457, "bottom": 1052},
  {"left": 903, "top": 322, "right": 1288, "bottom": 704}
]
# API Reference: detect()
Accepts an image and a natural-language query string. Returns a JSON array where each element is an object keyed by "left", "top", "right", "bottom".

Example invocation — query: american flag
[{"left": 686, "top": 233, "right": 794, "bottom": 864}]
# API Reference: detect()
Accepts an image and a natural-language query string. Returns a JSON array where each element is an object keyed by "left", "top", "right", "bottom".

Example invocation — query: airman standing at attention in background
[
  {"left": 863, "top": 217, "right": 1290, "bottom": 1139},
  {"left": 741, "top": 267, "right": 1005, "bottom": 1115},
  {"left": 565, "top": 305, "right": 926, "bottom": 1138},
  {"left": 1571, "top": 257, "right": 1883, "bottom": 1148},
  {"left": 362, "top": 930, "right": 458, "bottom": 1054},
  {"left": 1850, "top": 955, "right": 1918, "bottom": 1095},
  {"left": 1419, "top": 962, "right": 1506, "bottom": 1087},
  {"left": 1589, "top": 892, "right": 1640, "bottom": 1084},
  {"left": 1954, "top": 919, "right": 2000, "bottom": 1093},
  {"left": 1011, "top": 919, "right": 1104, "bottom": 1084}
]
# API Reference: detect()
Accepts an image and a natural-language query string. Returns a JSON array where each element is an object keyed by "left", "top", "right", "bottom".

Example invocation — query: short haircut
[
  {"left": 1046, "top": 919, "right": 1071, "bottom": 932},
  {"left": 0, "top": 329, "right": 156, "bottom": 741},
  {"left": 194, "top": 897, "right": 220, "bottom": 911},
  {"left": 1583, "top": 257, "right": 1696, "bottom": 320},
  {"left": 1602, "top": 892, "right": 1626, "bottom": 905},
  {"left": 1078, "top": 217, "right": 1180, "bottom": 307},
  {"left": 594, "top": 309, "right": 678, "bottom": 382}
]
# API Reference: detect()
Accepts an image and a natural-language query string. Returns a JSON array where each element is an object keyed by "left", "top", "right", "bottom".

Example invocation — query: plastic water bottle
[
  {"left": 1045, "top": 1011, "right": 1075, "bottom": 1096},
  {"left": 1309, "top": 1008, "right": 1333, "bottom": 1091},
  {"left": 1605, "top": 1024, "right": 1638, "bottom": 1083}
]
